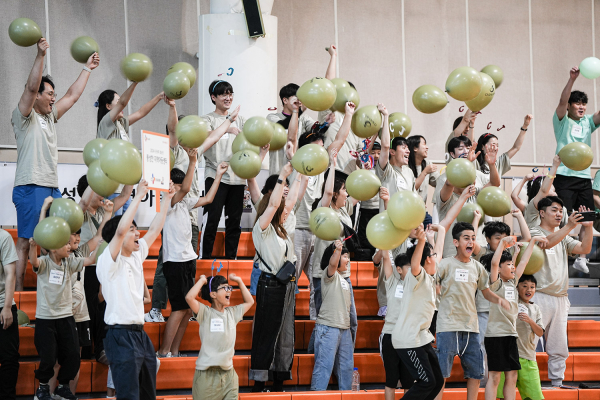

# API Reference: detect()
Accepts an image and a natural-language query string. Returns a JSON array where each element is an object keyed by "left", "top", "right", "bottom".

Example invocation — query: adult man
[
  {"left": 12, "top": 38, "right": 100, "bottom": 291},
  {"left": 0, "top": 229, "right": 19, "bottom": 400}
]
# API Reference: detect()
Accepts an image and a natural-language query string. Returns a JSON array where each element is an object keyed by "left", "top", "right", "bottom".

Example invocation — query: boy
[
  {"left": 435, "top": 222, "right": 510, "bottom": 400},
  {"left": 157, "top": 149, "right": 227, "bottom": 358}
]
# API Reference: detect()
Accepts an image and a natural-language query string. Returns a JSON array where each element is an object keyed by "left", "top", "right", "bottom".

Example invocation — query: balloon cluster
[
  {"left": 164, "top": 62, "right": 197, "bottom": 100},
  {"left": 33, "top": 198, "right": 84, "bottom": 250}
]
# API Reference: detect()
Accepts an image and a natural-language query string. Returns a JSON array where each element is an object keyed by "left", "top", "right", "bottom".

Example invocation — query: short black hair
[
  {"left": 448, "top": 136, "right": 472, "bottom": 154},
  {"left": 405, "top": 241, "right": 433, "bottom": 267},
  {"left": 101, "top": 216, "right": 137, "bottom": 243},
  {"left": 538, "top": 196, "right": 564, "bottom": 213},
  {"left": 480, "top": 250, "right": 512, "bottom": 273},
  {"left": 452, "top": 222, "right": 475, "bottom": 240},
  {"left": 320, "top": 242, "right": 350, "bottom": 270},
  {"left": 279, "top": 83, "right": 299, "bottom": 102},
  {"left": 77, "top": 175, "right": 89, "bottom": 198},
  {"left": 38, "top": 75, "right": 55, "bottom": 94},
  {"left": 298, "top": 130, "right": 326, "bottom": 148},
  {"left": 347, "top": 81, "right": 356, "bottom": 90},
  {"left": 482, "top": 221, "right": 511, "bottom": 239},
  {"left": 519, "top": 274, "right": 537, "bottom": 286},
  {"left": 262, "top": 174, "right": 289, "bottom": 195},
  {"left": 208, "top": 80, "right": 234, "bottom": 104},
  {"left": 391, "top": 137, "right": 408, "bottom": 151},
  {"left": 394, "top": 253, "right": 412, "bottom": 269},
  {"left": 371, "top": 142, "right": 381, "bottom": 151},
  {"left": 170, "top": 168, "right": 185, "bottom": 185},
  {"left": 200, "top": 275, "right": 228, "bottom": 304},
  {"left": 452, "top": 116, "right": 463, "bottom": 131},
  {"left": 568, "top": 90, "right": 588, "bottom": 105},
  {"left": 526, "top": 176, "right": 543, "bottom": 202}
]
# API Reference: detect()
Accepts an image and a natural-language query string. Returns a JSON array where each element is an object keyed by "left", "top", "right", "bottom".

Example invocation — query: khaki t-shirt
[
  {"left": 382, "top": 267, "right": 403, "bottom": 334},
  {"left": 373, "top": 250, "right": 395, "bottom": 309},
  {"left": 80, "top": 207, "right": 105, "bottom": 248},
  {"left": 97, "top": 113, "right": 130, "bottom": 142},
  {"left": 202, "top": 112, "right": 246, "bottom": 185},
  {"left": 71, "top": 243, "right": 90, "bottom": 322},
  {"left": 252, "top": 221, "right": 295, "bottom": 274},
  {"left": 376, "top": 162, "right": 416, "bottom": 211},
  {"left": 319, "top": 110, "right": 363, "bottom": 175},
  {"left": 316, "top": 270, "right": 352, "bottom": 329},
  {"left": 294, "top": 173, "right": 325, "bottom": 230},
  {"left": 516, "top": 300, "right": 544, "bottom": 361},
  {"left": 195, "top": 303, "right": 244, "bottom": 370},
  {"left": 415, "top": 159, "right": 440, "bottom": 204},
  {"left": 436, "top": 257, "right": 489, "bottom": 333},
  {"left": 474, "top": 247, "right": 493, "bottom": 313},
  {"left": 485, "top": 278, "right": 518, "bottom": 337},
  {"left": 391, "top": 268, "right": 436, "bottom": 348},
  {"left": 473, "top": 152, "right": 512, "bottom": 185},
  {"left": 34, "top": 255, "right": 84, "bottom": 319},
  {"left": 172, "top": 143, "right": 201, "bottom": 226},
  {"left": 12, "top": 106, "right": 59, "bottom": 187},
  {"left": 253, "top": 194, "right": 296, "bottom": 245},
  {"left": 529, "top": 226, "right": 579, "bottom": 297},
  {"left": 524, "top": 200, "right": 568, "bottom": 229},
  {"left": 267, "top": 112, "right": 315, "bottom": 176},
  {"left": 0, "top": 229, "right": 19, "bottom": 308}
]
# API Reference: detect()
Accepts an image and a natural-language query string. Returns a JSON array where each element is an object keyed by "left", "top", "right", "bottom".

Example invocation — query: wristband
[
  {"left": 83, "top": 66, "right": 92, "bottom": 73},
  {"left": 226, "top": 114, "right": 232, "bottom": 121},
  {"left": 469, "top": 125, "right": 474, "bottom": 129},
  {"left": 520, "top": 127, "right": 527, "bottom": 131},
  {"left": 292, "top": 110, "right": 298, "bottom": 114},
  {"left": 277, "top": 178, "right": 283, "bottom": 184}
]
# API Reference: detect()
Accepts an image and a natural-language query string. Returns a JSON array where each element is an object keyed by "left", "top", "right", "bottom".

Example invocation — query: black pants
[
  {"left": 396, "top": 343, "right": 444, "bottom": 400},
  {"left": 202, "top": 178, "right": 245, "bottom": 259},
  {"left": 104, "top": 326, "right": 156, "bottom": 400},
  {"left": 381, "top": 333, "right": 413, "bottom": 389},
  {"left": 554, "top": 174, "right": 594, "bottom": 212},
  {"left": 84, "top": 265, "right": 107, "bottom": 361},
  {"left": 357, "top": 207, "right": 378, "bottom": 257},
  {"left": 0, "top": 305, "right": 19, "bottom": 399},
  {"left": 34, "top": 317, "right": 80, "bottom": 384}
]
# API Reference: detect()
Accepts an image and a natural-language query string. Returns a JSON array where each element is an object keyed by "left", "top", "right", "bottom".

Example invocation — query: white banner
[{"left": 141, "top": 131, "right": 170, "bottom": 192}]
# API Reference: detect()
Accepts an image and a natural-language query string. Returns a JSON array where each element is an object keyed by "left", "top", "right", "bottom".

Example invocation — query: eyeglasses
[
  {"left": 43, "top": 91, "right": 57, "bottom": 99},
  {"left": 217, "top": 285, "right": 233, "bottom": 292},
  {"left": 218, "top": 93, "right": 234, "bottom": 99},
  {"left": 430, "top": 253, "right": 438, "bottom": 258}
]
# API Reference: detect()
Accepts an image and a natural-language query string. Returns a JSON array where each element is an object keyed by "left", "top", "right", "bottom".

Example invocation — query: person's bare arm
[
  {"left": 247, "top": 177, "right": 262, "bottom": 206},
  {"left": 556, "top": 67, "right": 579, "bottom": 121},
  {"left": 296, "top": 175, "right": 309, "bottom": 207},
  {"left": 511, "top": 173, "right": 534, "bottom": 212},
  {"left": 543, "top": 211, "right": 582, "bottom": 249},
  {"left": 108, "top": 83, "right": 138, "bottom": 123},
  {"left": 512, "top": 209, "right": 531, "bottom": 242},
  {"left": 171, "top": 148, "right": 198, "bottom": 205},
  {"left": 428, "top": 225, "right": 446, "bottom": 264},
  {"left": 185, "top": 275, "right": 206, "bottom": 314},
  {"left": 55, "top": 53, "right": 100, "bottom": 119},
  {"left": 259, "top": 163, "right": 293, "bottom": 230},
  {"left": 143, "top": 282, "right": 151, "bottom": 304},
  {"left": 79, "top": 186, "right": 95, "bottom": 213},
  {"left": 481, "top": 287, "right": 510, "bottom": 310},
  {"left": 438, "top": 185, "right": 476, "bottom": 233},
  {"left": 112, "top": 185, "right": 134, "bottom": 213},
  {"left": 39, "top": 197, "right": 53, "bottom": 223},
  {"left": 573, "top": 216, "right": 594, "bottom": 255},
  {"left": 515, "top": 236, "right": 547, "bottom": 280},
  {"left": 166, "top": 96, "right": 178, "bottom": 149},
  {"left": 195, "top": 163, "right": 227, "bottom": 208},
  {"left": 411, "top": 227, "right": 426, "bottom": 276},
  {"left": 490, "top": 236, "right": 515, "bottom": 283},
  {"left": 107, "top": 182, "right": 149, "bottom": 260},
  {"left": 453, "top": 109, "right": 476, "bottom": 141},
  {"left": 204, "top": 106, "right": 240, "bottom": 151},
  {"left": 415, "top": 163, "right": 437, "bottom": 191},
  {"left": 377, "top": 103, "right": 390, "bottom": 171},
  {"left": 594, "top": 189, "right": 600, "bottom": 210},
  {"left": 327, "top": 240, "right": 343, "bottom": 277},
  {"left": 141, "top": 183, "right": 176, "bottom": 248},
  {"left": 533, "top": 155, "right": 561, "bottom": 208},
  {"left": 28, "top": 239, "right": 39, "bottom": 269},
  {"left": 379, "top": 187, "right": 390, "bottom": 210},
  {"left": 129, "top": 92, "right": 163, "bottom": 125},
  {"left": 18, "top": 39, "right": 49, "bottom": 117},
  {"left": 287, "top": 100, "right": 300, "bottom": 156},
  {"left": 506, "top": 115, "right": 532, "bottom": 159},
  {"left": 285, "top": 174, "right": 302, "bottom": 215},
  {"left": 327, "top": 102, "right": 355, "bottom": 153},
  {"left": 519, "top": 312, "right": 544, "bottom": 337},
  {"left": 229, "top": 273, "right": 254, "bottom": 313},
  {"left": 325, "top": 45, "right": 337, "bottom": 80},
  {"left": 321, "top": 151, "right": 337, "bottom": 207},
  {"left": 86, "top": 199, "right": 114, "bottom": 252},
  {"left": 486, "top": 145, "right": 501, "bottom": 187},
  {"left": 0, "top": 262, "right": 16, "bottom": 328}
]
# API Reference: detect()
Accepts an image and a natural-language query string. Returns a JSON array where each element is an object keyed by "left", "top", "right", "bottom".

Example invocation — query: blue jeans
[
  {"left": 107, "top": 192, "right": 131, "bottom": 216},
  {"left": 310, "top": 323, "right": 354, "bottom": 391}
]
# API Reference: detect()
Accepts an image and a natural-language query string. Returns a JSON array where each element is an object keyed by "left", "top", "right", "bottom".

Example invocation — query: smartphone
[{"left": 578, "top": 211, "right": 596, "bottom": 222}]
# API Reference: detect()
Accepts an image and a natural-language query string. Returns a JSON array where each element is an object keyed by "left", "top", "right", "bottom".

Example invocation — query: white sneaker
[
  {"left": 573, "top": 257, "right": 590, "bottom": 274},
  {"left": 144, "top": 308, "right": 165, "bottom": 322}
]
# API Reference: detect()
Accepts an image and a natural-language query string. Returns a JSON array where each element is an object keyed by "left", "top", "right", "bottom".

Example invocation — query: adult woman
[{"left": 407, "top": 135, "right": 439, "bottom": 213}]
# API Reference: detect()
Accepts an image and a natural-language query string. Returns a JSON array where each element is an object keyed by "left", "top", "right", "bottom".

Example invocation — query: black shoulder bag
[{"left": 256, "top": 244, "right": 296, "bottom": 285}]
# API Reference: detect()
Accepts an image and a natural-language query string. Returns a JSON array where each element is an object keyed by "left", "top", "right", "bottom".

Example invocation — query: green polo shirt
[{"left": 553, "top": 111, "right": 599, "bottom": 179}]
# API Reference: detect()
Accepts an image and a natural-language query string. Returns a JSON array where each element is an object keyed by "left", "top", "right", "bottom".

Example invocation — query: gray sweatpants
[{"left": 294, "top": 228, "right": 316, "bottom": 320}]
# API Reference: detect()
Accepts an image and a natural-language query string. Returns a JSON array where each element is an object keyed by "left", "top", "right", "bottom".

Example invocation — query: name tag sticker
[
  {"left": 518, "top": 304, "right": 529, "bottom": 315},
  {"left": 210, "top": 318, "right": 224, "bottom": 332},
  {"left": 395, "top": 284, "right": 404, "bottom": 298},
  {"left": 340, "top": 276, "right": 349, "bottom": 290},
  {"left": 546, "top": 247, "right": 556, "bottom": 255},
  {"left": 49, "top": 269, "right": 64, "bottom": 285},
  {"left": 455, "top": 268, "right": 469, "bottom": 282},
  {"left": 396, "top": 176, "right": 407, "bottom": 190},
  {"left": 571, "top": 124, "right": 583, "bottom": 138},
  {"left": 38, "top": 116, "right": 48, "bottom": 130},
  {"left": 505, "top": 287, "right": 515, "bottom": 301}
]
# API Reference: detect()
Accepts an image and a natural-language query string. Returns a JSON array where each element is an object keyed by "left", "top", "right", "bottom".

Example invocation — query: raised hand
[
  {"left": 523, "top": 114, "right": 533, "bottom": 126},
  {"left": 327, "top": 44, "right": 337, "bottom": 56},
  {"left": 379, "top": 186, "right": 389, "bottom": 202},
  {"left": 86, "top": 52, "right": 100, "bottom": 70},
  {"left": 229, "top": 105, "right": 240, "bottom": 122},
  {"left": 37, "top": 38, "right": 49, "bottom": 56},
  {"left": 377, "top": 103, "right": 389, "bottom": 116},
  {"left": 136, "top": 180, "right": 149, "bottom": 198},
  {"left": 345, "top": 101, "right": 356, "bottom": 115},
  {"left": 187, "top": 148, "right": 198, "bottom": 162},
  {"left": 570, "top": 66, "right": 580, "bottom": 81}
]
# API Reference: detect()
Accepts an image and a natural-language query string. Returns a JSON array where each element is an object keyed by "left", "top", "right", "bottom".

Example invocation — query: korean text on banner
[{"left": 141, "top": 130, "right": 170, "bottom": 211}]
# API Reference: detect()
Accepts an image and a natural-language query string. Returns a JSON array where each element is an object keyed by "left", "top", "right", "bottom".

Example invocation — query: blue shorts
[
  {"left": 436, "top": 331, "right": 483, "bottom": 380},
  {"left": 12, "top": 185, "right": 61, "bottom": 239}
]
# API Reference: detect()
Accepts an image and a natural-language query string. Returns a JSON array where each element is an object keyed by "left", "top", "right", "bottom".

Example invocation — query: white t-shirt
[{"left": 163, "top": 197, "right": 199, "bottom": 262}]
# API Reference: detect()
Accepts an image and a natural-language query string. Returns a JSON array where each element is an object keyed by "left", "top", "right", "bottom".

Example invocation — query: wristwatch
[
  {"left": 226, "top": 114, "right": 232, "bottom": 121},
  {"left": 277, "top": 178, "right": 283, "bottom": 184}
]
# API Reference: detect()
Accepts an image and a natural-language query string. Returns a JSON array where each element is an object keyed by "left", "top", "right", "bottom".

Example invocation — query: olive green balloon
[
  {"left": 445, "top": 66, "right": 483, "bottom": 101},
  {"left": 230, "top": 150, "right": 261, "bottom": 179},
  {"left": 70, "top": 36, "right": 99, "bottom": 63},
  {"left": 8, "top": 18, "right": 42, "bottom": 47},
  {"left": 515, "top": 242, "right": 545, "bottom": 275},
  {"left": 232, "top": 131, "right": 260, "bottom": 154},
  {"left": 351, "top": 105, "right": 383, "bottom": 139},
  {"left": 34, "top": 216, "right": 71, "bottom": 250},
  {"left": 269, "top": 123, "right": 287, "bottom": 151},
  {"left": 387, "top": 191, "right": 426, "bottom": 231},
  {"left": 558, "top": 142, "right": 594, "bottom": 171},
  {"left": 446, "top": 158, "right": 476, "bottom": 188},
  {"left": 99, "top": 139, "right": 142, "bottom": 185},
  {"left": 330, "top": 78, "right": 360, "bottom": 113},
  {"left": 17, "top": 309, "right": 30, "bottom": 326},
  {"left": 388, "top": 112, "right": 412, "bottom": 138},
  {"left": 50, "top": 198, "right": 84, "bottom": 234},
  {"left": 297, "top": 77, "right": 337, "bottom": 111},
  {"left": 87, "top": 160, "right": 120, "bottom": 197},
  {"left": 120, "top": 53, "right": 153, "bottom": 82},
  {"left": 243, "top": 116, "right": 274, "bottom": 147},
  {"left": 309, "top": 207, "right": 342, "bottom": 241},
  {"left": 95, "top": 241, "right": 109, "bottom": 263},
  {"left": 167, "top": 61, "right": 196, "bottom": 88},
  {"left": 477, "top": 187, "right": 511, "bottom": 217},
  {"left": 366, "top": 211, "right": 410, "bottom": 250},
  {"left": 176, "top": 115, "right": 210, "bottom": 148},
  {"left": 83, "top": 138, "right": 108, "bottom": 167},
  {"left": 412, "top": 85, "right": 448, "bottom": 114},
  {"left": 481, "top": 65, "right": 504, "bottom": 89},
  {"left": 346, "top": 170, "right": 381, "bottom": 201},
  {"left": 457, "top": 203, "right": 485, "bottom": 226},
  {"left": 465, "top": 72, "right": 495, "bottom": 112},
  {"left": 170, "top": 148, "right": 175, "bottom": 170},
  {"left": 163, "top": 72, "right": 190, "bottom": 100},
  {"left": 291, "top": 144, "right": 329, "bottom": 176}
]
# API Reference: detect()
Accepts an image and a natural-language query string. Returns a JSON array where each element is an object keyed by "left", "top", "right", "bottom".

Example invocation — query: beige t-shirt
[
  {"left": 529, "top": 226, "right": 579, "bottom": 297},
  {"left": 12, "top": 106, "right": 59, "bottom": 187},
  {"left": 473, "top": 152, "right": 511, "bottom": 185},
  {"left": 316, "top": 270, "right": 352, "bottom": 329},
  {"left": 172, "top": 143, "right": 201, "bottom": 226},
  {"left": 373, "top": 251, "right": 395, "bottom": 309},
  {"left": 474, "top": 247, "right": 492, "bottom": 313},
  {"left": 267, "top": 112, "right": 315, "bottom": 176},
  {"left": 485, "top": 278, "right": 518, "bottom": 337},
  {"left": 516, "top": 300, "right": 544, "bottom": 361},
  {"left": 414, "top": 160, "right": 440, "bottom": 204},
  {"left": 0, "top": 229, "right": 19, "bottom": 308},
  {"left": 436, "top": 257, "right": 489, "bottom": 333},
  {"left": 319, "top": 110, "right": 363, "bottom": 175},
  {"left": 195, "top": 303, "right": 244, "bottom": 370},
  {"left": 34, "top": 255, "right": 84, "bottom": 319},
  {"left": 253, "top": 194, "right": 296, "bottom": 245},
  {"left": 97, "top": 113, "right": 130, "bottom": 142},
  {"left": 71, "top": 243, "right": 90, "bottom": 322},
  {"left": 382, "top": 267, "right": 403, "bottom": 334},
  {"left": 202, "top": 112, "right": 247, "bottom": 185},
  {"left": 80, "top": 207, "right": 105, "bottom": 249},
  {"left": 391, "top": 268, "right": 436, "bottom": 348},
  {"left": 294, "top": 173, "right": 326, "bottom": 230},
  {"left": 376, "top": 162, "right": 416, "bottom": 211},
  {"left": 252, "top": 221, "right": 295, "bottom": 274}
]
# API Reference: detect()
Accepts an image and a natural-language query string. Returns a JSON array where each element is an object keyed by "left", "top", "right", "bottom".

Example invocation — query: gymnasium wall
[{"left": 1, "top": 0, "right": 600, "bottom": 169}]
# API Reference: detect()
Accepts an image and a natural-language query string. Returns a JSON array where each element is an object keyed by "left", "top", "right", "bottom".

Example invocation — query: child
[
  {"left": 481, "top": 235, "right": 547, "bottom": 400},
  {"left": 157, "top": 148, "right": 227, "bottom": 358},
  {"left": 435, "top": 222, "right": 510, "bottom": 400},
  {"left": 185, "top": 272, "right": 254, "bottom": 400},
  {"left": 311, "top": 240, "right": 354, "bottom": 391},
  {"left": 497, "top": 274, "right": 546, "bottom": 400}
]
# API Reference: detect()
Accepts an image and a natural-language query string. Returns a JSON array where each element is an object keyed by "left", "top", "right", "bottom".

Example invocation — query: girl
[
  {"left": 185, "top": 273, "right": 254, "bottom": 400},
  {"left": 407, "top": 135, "right": 439, "bottom": 206}
]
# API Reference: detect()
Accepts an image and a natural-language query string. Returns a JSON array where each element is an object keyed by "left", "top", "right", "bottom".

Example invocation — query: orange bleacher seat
[
  {"left": 76, "top": 361, "right": 93, "bottom": 393},
  {"left": 573, "top": 352, "right": 600, "bottom": 381},
  {"left": 353, "top": 289, "right": 379, "bottom": 316},
  {"left": 298, "top": 269, "right": 310, "bottom": 287},
  {"left": 356, "top": 261, "right": 379, "bottom": 287},
  {"left": 144, "top": 322, "right": 162, "bottom": 349},
  {"left": 16, "top": 361, "right": 37, "bottom": 396},
  {"left": 446, "top": 357, "right": 467, "bottom": 383},
  {"left": 296, "top": 289, "right": 310, "bottom": 317},
  {"left": 139, "top": 230, "right": 162, "bottom": 257},
  {"left": 568, "top": 320, "right": 600, "bottom": 348},
  {"left": 303, "top": 320, "right": 315, "bottom": 348},
  {"left": 295, "top": 320, "right": 305, "bottom": 350},
  {"left": 6, "top": 228, "right": 18, "bottom": 243},
  {"left": 19, "top": 326, "right": 36, "bottom": 356},
  {"left": 145, "top": 289, "right": 171, "bottom": 317},
  {"left": 240, "top": 394, "right": 292, "bottom": 399},
  {"left": 228, "top": 260, "right": 254, "bottom": 287},
  {"left": 339, "top": 391, "right": 388, "bottom": 399},
  {"left": 353, "top": 353, "right": 385, "bottom": 384},
  {"left": 91, "top": 361, "right": 109, "bottom": 392},
  {"left": 236, "top": 232, "right": 255, "bottom": 258},
  {"left": 144, "top": 259, "right": 158, "bottom": 286},
  {"left": 196, "top": 259, "right": 228, "bottom": 281},
  {"left": 24, "top": 262, "right": 37, "bottom": 288},
  {"left": 19, "top": 291, "right": 37, "bottom": 321},
  {"left": 355, "top": 320, "right": 384, "bottom": 349},
  {"left": 291, "top": 391, "right": 341, "bottom": 399},
  {"left": 349, "top": 262, "right": 358, "bottom": 286},
  {"left": 537, "top": 352, "right": 574, "bottom": 381}
]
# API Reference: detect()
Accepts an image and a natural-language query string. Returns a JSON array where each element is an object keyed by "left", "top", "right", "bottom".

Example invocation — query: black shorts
[
  {"left": 380, "top": 333, "right": 413, "bottom": 389},
  {"left": 484, "top": 336, "right": 521, "bottom": 372},
  {"left": 76, "top": 320, "right": 91, "bottom": 347},
  {"left": 553, "top": 174, "right": 594, "bottom": 212},
  {"left": 163, "top": 259, "right": 197, "bottom": 311}
]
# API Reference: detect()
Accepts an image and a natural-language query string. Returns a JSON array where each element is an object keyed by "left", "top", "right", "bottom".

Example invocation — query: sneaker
[
  {"left": 189, "top": 316, "right": 197, "bottom": 322},
  {"left": 573, "top": 257, "right": 590, "bottom": 274},
  {"left": 35, "top": 384, "right": 53, "bottom": 400},
  {"left": 144, "top": 308, "right": 165, "bottom": 322},
  {"left": 156, "top": 351, "right": 171, "bottom": 358},
  {"left": 97, "top": 350, "right": 109, "bottom": 365},
  {"left": 52, "top": 384, "right": 78, "bottom": 400}
]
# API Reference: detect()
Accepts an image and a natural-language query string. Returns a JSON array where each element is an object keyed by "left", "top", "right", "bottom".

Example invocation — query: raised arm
[
  {"left": 482, "top": 287, "right": 510, "bottom": 310},
  {"left": 259, "top": 163, "right": 293, "bottom": 230},
  {"left": 86, "top": 199, "right": 114, "bottom": 253},
  {"left": 556, "top": 67, "right": 579, "bottom": 121},
  {"left": 229, "top": 272, "right": 254, "bottom": 313},
  {"left": 247, "top": 177, "right": 262, "bottom": 206},
  {"left": 382, "top": 249, "right": 393, "bottom": 279},
  {"left": 325, "top": 45, "right": 337, "bottom": 80},
  {"left": 379, "top": 187, "right": 390, "bottom": 210},
  {"left": 415, "top": 163, "right": 438, "bottom": 191},
  {"left": 512, "top": 209, "right": 531, "bottom": 242},
  {"left": 572, "top": 209, "right": 594, "bottom": 255},
  {"left": 171, "top": 148, "right": 197, "bottom": 205},
  {"left": 18, "top": 39, "right": 49, "bottom": 117},
  {"left": 515, "top": 236, "right": 547, "bottom": 280},
  {"left": 377, "top": 103, "right": 390, "bottom": 170},
  {"left": 129, "top": 92, "right": 164, "bottom": 125},
  {"left": 204, "top": 106, "right": 240, "bottom": 150},
  {"left": 55, "top": 53, "right": 100, "bottom": 119},
  {"left": 327, "top": 240, "right": 343, "bottom": 277},
  {"left": 285, "top": 173, "right": 303, "bottom": 215},
  {"left": 195, "top": 162, "right": 227, "bottom": 208},
  {"left": 112, "top": 185, "right": 134, "bottom": 213},
  {"left": 320, "top": 151, "right": 338, "bottom": 207},
  {"left": 411, "top": 227, "right": 426, "bottom": 276},
  {"left": 28, "top": 239, "right": 39, "bottom": 268},
  {"left": 166, "top": 97, "right": 178, "bottom": 148},
  {"left": 485, "top": 145, "right": 501, "bottom": 187},
  {"left": 438, "top": 185, "right": 476, "bottom": 233},
  {"left": 185, "top": 274, "right": 206, "bottom": 314},
  {"left": 543, "top": 211, "right": 581, "bottom": 249},
  {"left": 286, "top": 100, "right": 300, "bottom": 156},
  {"left": 506, "top": 115, "right": 532, "bottom": 159},
  {"left": 108, "top": 82, "right": 138, "bottom": 123},
  {"left": 533, "top": 155, "right": 560, "bottom": 208},
  {"left": 491, "top": 236, "right": 515, "bottom": 283},
  {"left": 39, "top": 197, "right": 53, "bottom": 223},
  {"left": 453, "top": 109, "right": 477, "bottom": 142},
  {"left": 327, "top": 102, "right": 355, "bottom": 153},
  {"left": 142, "top": 183, "right": 176, "bottom": 248},
  {"left": 428, "top": 224, "right": 446, "bottom": 264},
  {"left": 511, "top": 173, "right": 534, "bottom": 212}
]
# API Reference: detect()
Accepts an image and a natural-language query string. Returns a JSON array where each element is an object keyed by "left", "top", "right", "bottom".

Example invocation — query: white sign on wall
[{"left": 141, "top": 130, "right": 171, "bottom": 192}]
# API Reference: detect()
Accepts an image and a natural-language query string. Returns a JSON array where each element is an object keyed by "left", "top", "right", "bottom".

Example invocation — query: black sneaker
[
  {"left": 34, "top": 384, "right": 53, "bottom": 400},
  {"left": 52, "top": 384, "right": 78, "bottom": 400}
]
